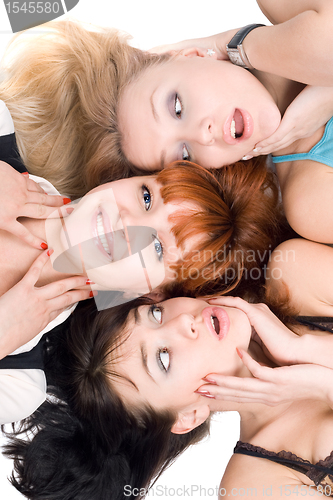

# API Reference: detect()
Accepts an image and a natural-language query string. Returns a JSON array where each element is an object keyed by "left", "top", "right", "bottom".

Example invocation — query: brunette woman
[{"left": 4, "top": 238, "right": 333, "bottom": 499}]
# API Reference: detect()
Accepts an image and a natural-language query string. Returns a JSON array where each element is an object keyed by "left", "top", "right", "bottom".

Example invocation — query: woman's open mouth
[
  {"left": 223, "top": 108, "right": 253, "bottom": 145},
  {"left": 210, "top": 315, "right": 220, "bottom": 334},
  {"left": 231, "top": 109, "right": 244, "bottom": 139},
  {"left": 202, "top": 307, "right": 230, "bottom": 340},
  {"left": 93, "top": 210, "right": 114, "bottom": 261}
]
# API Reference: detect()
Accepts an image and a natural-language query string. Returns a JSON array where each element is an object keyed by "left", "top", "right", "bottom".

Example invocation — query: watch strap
[{"left": 227, "top": 24, "right": 265, "bottom": 69}]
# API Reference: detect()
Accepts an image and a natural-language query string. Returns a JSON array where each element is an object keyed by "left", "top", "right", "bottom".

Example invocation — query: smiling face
[
  {"left": 47, "top": 176, "right": 198, "bottom": 296},
  {"left": 118, "top": 54, "right": 281, "bottom": 170},
  {"left": 113, "top": 297, "right": 251, "bottom": 416}
]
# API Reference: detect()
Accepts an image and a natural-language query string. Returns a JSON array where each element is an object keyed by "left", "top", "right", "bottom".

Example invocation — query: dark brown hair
[{"left": 3, "top": 299, "right": 209, "bottom": 499}]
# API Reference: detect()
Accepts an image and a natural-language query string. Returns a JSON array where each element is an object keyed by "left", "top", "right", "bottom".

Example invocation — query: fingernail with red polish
[
  {"left": 47, "top": 249, "right": 54, "bottom": 257},
  {"left": 41, "top": 242, "right": 48, "bottom": 250},
  {"left": 89, "top": 291, "right": 98, "bottom": 298},
  {"left": 63, "top": 197, "right": 72, "bottom": 205},
  {"left": 21, "top": 172, "right": 29, "bottom": 176},
  {"left": 86, "top": 279, "right": 95, "bottom": 285},
  {"left": 202, "top": 377, "right": 216, "bottom": 384},
  {"left": 236, "top": 347, "right": 243, "bottom": 359}
]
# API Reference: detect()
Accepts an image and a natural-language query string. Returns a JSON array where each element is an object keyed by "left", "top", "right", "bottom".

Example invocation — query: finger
[
  {"left": 208, "top": 297, "right": 274, "bottom": 329},
  {"left": 238, "top": 350, "right": 275, "bottom": 381},
  {"left": 208, "top": 296, "right": 254, "bottom": 314},
  {"left": 197, "top": 380, "right": 276, "bottom": 404},
  {"left": 25, "top": 190, "right": 70, "bottom": 208},
  {"left": 47, "top": 289, "right": 97, "bottom": 312},
  {"left": 7, "top": 221, "right": 49, "bottom": 251},
  {"left": 253, "top": 125, "right": 297, "bottom": 153},
  {"left": 253, "top": 138, "right": 294, "bottom": 156},
  {"left": 260, "top": 137, "right": 300, "bottom": 155},
  {"left": 20, "top": 249, "right": 53, "bottom": 285},
  {"left": 200, "top": 374, "right": 270, "bottom": 392},
  {"left": 38, "top": 276, "right": 94, "bottom": 300},
  {"left": 19, "top": 203, "right": 69, "bottom": 220},
  {"left": 24, "top": 176, "right": 46, "bottom": 194}
]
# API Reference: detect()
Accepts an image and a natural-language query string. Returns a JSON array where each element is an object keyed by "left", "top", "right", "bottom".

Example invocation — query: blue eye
[
  {"left": 153, "top": 236, "right": 163, "bottom": 261},
  {"left": 142, "top": 185, "right": 152, "bottom": 211},
  {"left": 174, "top": 94, "right": 182, "bottom": 118},
  {"left": 158, "top": 347, "right": 170, "bottom": 372}
]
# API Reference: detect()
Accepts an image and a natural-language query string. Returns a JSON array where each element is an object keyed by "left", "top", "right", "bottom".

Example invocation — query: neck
[{"left": 252, "top": 68, "right": 305, "bottom": 116}]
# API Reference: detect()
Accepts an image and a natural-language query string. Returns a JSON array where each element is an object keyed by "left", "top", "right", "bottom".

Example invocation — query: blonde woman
[{"left": 1, "top": 3, "right": 333, "bottom": 245}]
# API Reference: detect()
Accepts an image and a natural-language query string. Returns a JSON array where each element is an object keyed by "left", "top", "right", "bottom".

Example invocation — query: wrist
[
  {"left": 296, "top": 334, "right": 317, "bottom": 364},
  {"left": 213, "top": 28, "right": 240, "bottom": 60}
]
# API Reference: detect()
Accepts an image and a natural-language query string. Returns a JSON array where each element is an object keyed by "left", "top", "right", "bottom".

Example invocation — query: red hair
[{"left": 157, "top": 158, "right": 284, "bottom": 296}]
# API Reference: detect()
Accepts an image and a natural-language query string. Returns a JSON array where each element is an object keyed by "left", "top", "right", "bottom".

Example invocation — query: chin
[{"left": 261, "top": 107, "right": 281, "bottom": 139}]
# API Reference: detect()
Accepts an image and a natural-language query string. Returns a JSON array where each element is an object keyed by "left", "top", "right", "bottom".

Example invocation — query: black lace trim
[{"left": 234, "top": 441, "right": 333, "bottom": 487}]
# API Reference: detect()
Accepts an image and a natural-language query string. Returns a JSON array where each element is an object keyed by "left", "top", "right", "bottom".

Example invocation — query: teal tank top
[{"left": 272, "top": 116, "right": 333, "bottom": 168}]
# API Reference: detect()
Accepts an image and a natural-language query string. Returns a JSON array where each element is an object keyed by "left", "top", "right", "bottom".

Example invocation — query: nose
[
  {"left": 195, "top": 118, "right": 214, "bottom": 146},
  {"left": 172, "top": 313, "right": 198, "bottom": 340},
  {"left": 115, "top": 210, "right": 159, "bottom": 258}
]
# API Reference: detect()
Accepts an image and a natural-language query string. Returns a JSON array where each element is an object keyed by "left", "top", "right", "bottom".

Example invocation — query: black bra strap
[{"left": 234, "top": 445, "right": 333, "bottom": 476}]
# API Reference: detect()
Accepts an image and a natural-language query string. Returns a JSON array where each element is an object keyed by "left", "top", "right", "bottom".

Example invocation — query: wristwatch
[{"left": 226, "top": 24, "right": 265, "bottom": 69}]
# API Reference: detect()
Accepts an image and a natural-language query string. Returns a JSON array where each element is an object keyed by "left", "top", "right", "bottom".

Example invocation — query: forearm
[
  {"left": 243, "top": 10, "right": 333, "bottom": 86},
  {"left": 0, "top": 332, "right": 18, "bottom": 360}
]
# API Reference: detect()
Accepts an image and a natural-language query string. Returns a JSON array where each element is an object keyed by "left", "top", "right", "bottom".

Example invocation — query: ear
[
  {"left": 171, "top": 405, "right": 210, "bottom": 435},
  {"left": 144, "top": 290, "right": 166, "bottom": 302},
  {"left": 177, "top": 46, "right": 218, "bottom": 60}
]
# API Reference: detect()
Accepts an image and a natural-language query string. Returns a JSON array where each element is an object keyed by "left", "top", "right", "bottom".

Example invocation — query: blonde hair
[{"left": 0, "top": 21, "right": 171, "bottom": 197}]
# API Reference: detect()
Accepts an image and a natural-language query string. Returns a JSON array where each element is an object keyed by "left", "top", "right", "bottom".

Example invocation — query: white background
[{"left": 0, "top": 1, "right": 267, "bottom": 498}]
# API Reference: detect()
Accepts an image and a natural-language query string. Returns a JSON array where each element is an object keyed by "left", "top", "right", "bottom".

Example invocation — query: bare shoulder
[
  {"left": 220, "top": 453, "right": 312, "bottom": 500},
  {"left": 276, "top": 158, "right": 333, "bottom": 243},
  {"left": 266, "top": 239, "right": 333, "bottom": 316},
  {"left": 257, "top": 0, "right": 330, "bottom": 24}
]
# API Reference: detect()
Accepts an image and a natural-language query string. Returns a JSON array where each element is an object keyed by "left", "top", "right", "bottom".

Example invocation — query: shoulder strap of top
[
  {"left": 272, "top": 116, "right": 333, "bottom": 168},
  {"left": 272, "top": 151, "right": 313, "bottom": 164},
  {"left": 0, "top": 337, "right": 45, "bottom": 370}
]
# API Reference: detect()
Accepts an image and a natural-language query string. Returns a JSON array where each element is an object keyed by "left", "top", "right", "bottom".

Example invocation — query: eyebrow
[
  {"left": 134, "top": 307, "right": 142, "bottom": 325},
  {"left": 160, "top": 150, "right": 166, "bottom": 168},
  {"left": 150, "top": 90, "right": 159, "bottom": 123},
  {"left": 150, "top": 90, "right": 166, "bottom": 168},
  {"left": 140, "top": 342, "right": 156, "bottom": 384}
]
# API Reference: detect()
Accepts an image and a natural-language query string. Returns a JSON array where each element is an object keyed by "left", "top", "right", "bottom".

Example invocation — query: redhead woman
[
  {"left": 0, "top": 148, "right": 283, "bottom": 424},
  {"left": 3, "top": 237, "right": 333, "bottom": 499}
]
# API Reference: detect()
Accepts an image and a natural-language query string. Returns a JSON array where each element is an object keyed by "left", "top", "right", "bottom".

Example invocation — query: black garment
[
  {"left": 0, "top": 132, "right": 27, "bottom": 172},
  {"left": 234, "top": 441, "right": 333, "bottom": 492},
  {"left": 0, "top": 315, "right": 72, "bottom": 372},
  {"left": 0, "top": 337, "right": 45, "bottom": 370}
]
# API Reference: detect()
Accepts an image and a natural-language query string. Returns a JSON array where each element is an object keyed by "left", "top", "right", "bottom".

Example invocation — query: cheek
[{"left": 87, "top": 255, "right": 151, "bottom": 293}]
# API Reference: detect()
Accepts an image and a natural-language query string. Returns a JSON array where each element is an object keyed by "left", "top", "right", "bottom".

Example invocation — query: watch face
[{"left": 226, "top": 49, "right": 247, "bottom": 68}]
